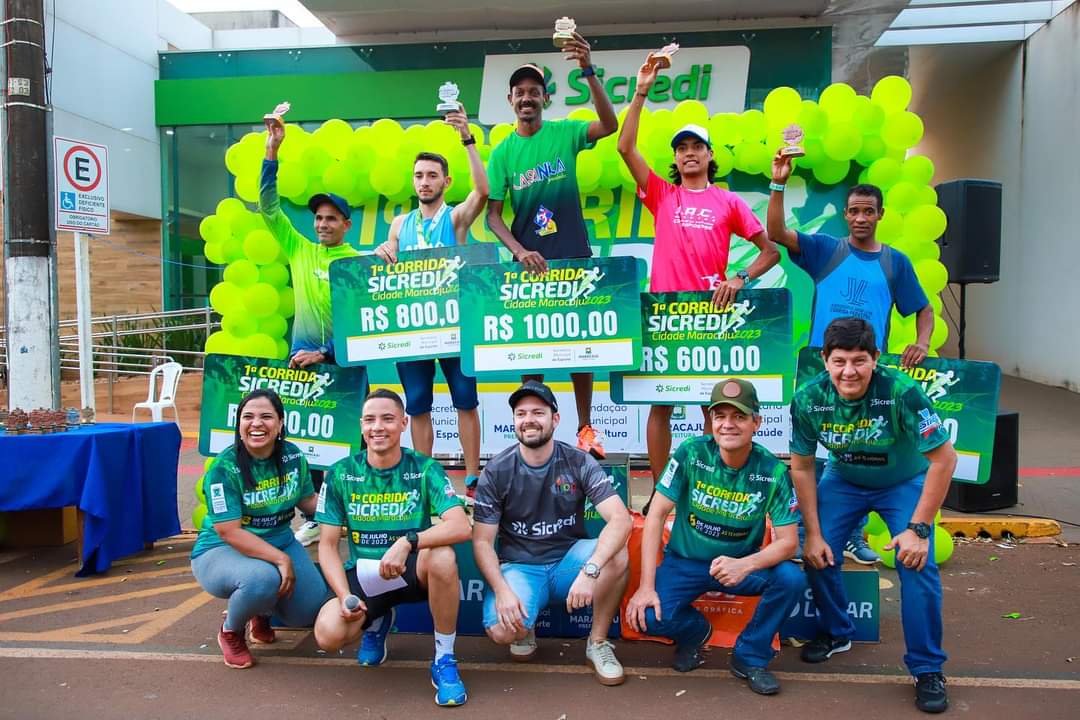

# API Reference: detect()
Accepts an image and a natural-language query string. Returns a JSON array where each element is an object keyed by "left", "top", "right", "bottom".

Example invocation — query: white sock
[
  {"left": 434, "top": 631, "right": 456, "bottom": 660},
  {"left": 366, "top": 615, "right": 384, "bottom": 633}
]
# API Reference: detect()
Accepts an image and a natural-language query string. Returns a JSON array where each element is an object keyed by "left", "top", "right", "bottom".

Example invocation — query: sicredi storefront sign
[{"left": 478, "top": 46, "right": 750, "bottom": 125}]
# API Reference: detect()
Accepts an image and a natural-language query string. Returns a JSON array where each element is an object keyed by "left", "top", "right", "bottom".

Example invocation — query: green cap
[{"left": 707, "top": 378, "right": 760, "bottom": 415}]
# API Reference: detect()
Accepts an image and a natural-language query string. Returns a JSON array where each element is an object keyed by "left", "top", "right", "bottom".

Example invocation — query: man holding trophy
[
  {"left": 485, "top": 21, "right": 619, "bottom": 460},
  {"left": 373, "top": 94, "right": 489, "bottom": 500},
  {"left": 616, "top": 52, "right": 780, "bottom": 494}
]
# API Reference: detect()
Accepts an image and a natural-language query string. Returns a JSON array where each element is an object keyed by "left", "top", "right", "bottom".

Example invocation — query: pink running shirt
[{"left": 639, "top": 170, "right": 765, "bottom": 292}]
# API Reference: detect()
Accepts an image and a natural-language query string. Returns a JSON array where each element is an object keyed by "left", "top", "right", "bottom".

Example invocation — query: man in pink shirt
[{"left": 618, "top": 54, "right": 779, "bottom": 489}]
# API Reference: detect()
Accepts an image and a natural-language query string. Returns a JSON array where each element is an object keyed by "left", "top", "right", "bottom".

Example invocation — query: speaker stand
[{"left": 958, "top": 283, "right": 967, "bottom": 360}]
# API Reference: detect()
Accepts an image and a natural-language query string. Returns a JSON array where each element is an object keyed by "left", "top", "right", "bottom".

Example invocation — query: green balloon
[
  {"left": 192, "top": 503, "right": 208, "bottom": 530},
  {"left": 221, "top": 235, "right": 246, "bottom": 263},
  {"left": 738, "top": 110, "right": 767, "bottom": 142},
  {"left": 301, "top": 145, "right": 333, "bottom": 179},
  {"left": 199, "top": 215, "right": 225, "bottom": 244},
  {"left": 203, "top": 242, "right": 227, "bottom": 266},
  {"left": 277, "top": 287, "right": 295, "bottom": 319},
  {"left": 882, "top": 111, "right": 924, "bottom": 149},
  {"left": 223, "top": 259, "right": 260, "bottom": 287},
  {"left": 216, "top": 197, "right": 246, "bottom": 220},
  {"left": 852, "top": 97, "right": 886, "bottom": 135},
  {"left": 930, "top": 315, "right": 949, "bottom": 351},
  {"left": 259, "top": 262, "right": 290, "bottom": 289},
  {"left": 855, "top": 135, "right": 887, "bottom": 167},
  {"left": 934, "top": 525, "right": 954, "bottom": 565},
  {"left": 221, "top": 313, "right": 258, "bottom": 338},
  {"left": 713, "top": 146, "right": 735, "bottom": 178},
  {"left": 709, "top": 112, "right": 742, "bottom": 146},
  {"left": 243, "top": 230, "right": 281, "bottom": 265},
  {"left": 901, "top": 155, "right": 936, "bottom": 186},
  {"left": 822, "top": 122, "right": 862, "bottom": 162},
  {"left": 576, "top": 151, "right": 602, "bottom": 192},
  {"left": 243, "top": 283, "right": 281, "bottom": 318},
  {"left": 868, "top": 532, "right": 896, "bottom": 568},
  {"left": 819, "top": 82, "right": 857, "bottom": 121},
  {"left": 278, "top": 161, "right": 307, "bottom": 198},
  {"left": 204, "top": 330, "right": 232, "bottom": 354},
  {"left": 599, "top": 156, "right": 623, "bottom": 190},
  {"left": 734, "top": 141, "right": 769, "bottom": 175},
  {"left": 915, "top": 259, "right": 949, "bottom": 295},
  {"left": 867, "top": 157, "right": 903, "bottom": 190},
  {"left": 258, "top": 313, "right": 288, "bottom": 339},
  {"left": 245, "top": 333, "right": 279, "bottom": 359},
  {"left": 322, "top": 161, "right": 355, "bottom": 198},
  {"left": 812, "top": 157, "right": 850, "bottom": 185},
  {"left": 871, "top": 75, "right": 913, "bottom": 114},
  {"left": 886, "top": 181, "right": 922, "bottom": 213},
  {"left": 195, "top": 475, "right": 206, "bottom": 502},
  {"left": 796, "top": 101, "right": 829, "bottom": 138},
  {"left": 763, "top": 86, "right": 803, "bottom": 125},
  {"left": 903, "top": 205, "right": 948, "bottom": 243},
  {"left": 274, "top": 338, "right": 290, "bottom": 360},
  {"left": 795, "top": 138, "right": 825, "bottom": 169},
  {"left": 489, "top": 123, "right": 514, "bottom": 147},
  {"left": 865, "top": 512, "right": 887, "bottom": 536},
  {"left": 209, "top": 281, "right": 245, "bottom": 316},
  {"left": 234, "top": 173, "right": 258, "bottom": 203}
]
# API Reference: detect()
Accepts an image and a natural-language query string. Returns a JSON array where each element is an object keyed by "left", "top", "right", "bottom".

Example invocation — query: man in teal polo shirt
[{"left": 625, "top": 379, "right": 802, "bottom": 695}]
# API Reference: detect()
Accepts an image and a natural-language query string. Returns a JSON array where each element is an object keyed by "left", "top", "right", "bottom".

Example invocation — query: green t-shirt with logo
[
  {"left": 315, "top": 448, "right": 464, "bottom": 568},
  {"left": 656, "top": 437, "right": 799, "bottom": 562},
  {"left": 486, "top": 119, "right": 594, "bottom": 260},
  {"left": 790, "top": 365, "right": 950, "bottom": 489},
  {"left": 191, "top": 441, "right": 313, "bottom": 559}
]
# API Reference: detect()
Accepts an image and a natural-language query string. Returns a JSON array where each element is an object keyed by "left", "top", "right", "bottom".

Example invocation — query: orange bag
[{"left": 620, "top": 511, "right": 780, "bottom": 651}]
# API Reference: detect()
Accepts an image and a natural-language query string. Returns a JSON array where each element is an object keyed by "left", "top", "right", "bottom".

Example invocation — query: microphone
[{"left": 344, "top": 594, "right": 362, "bottom": 611}]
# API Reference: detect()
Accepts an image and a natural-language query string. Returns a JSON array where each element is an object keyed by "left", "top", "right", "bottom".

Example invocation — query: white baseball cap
[{"left": 671, "top": 124, "right": 711, "bottom": 149}]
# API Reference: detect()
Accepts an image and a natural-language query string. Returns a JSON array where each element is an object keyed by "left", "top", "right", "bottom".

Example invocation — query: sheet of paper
[{"left": 355, "top": 558, "right": 407, "bottom": 597}]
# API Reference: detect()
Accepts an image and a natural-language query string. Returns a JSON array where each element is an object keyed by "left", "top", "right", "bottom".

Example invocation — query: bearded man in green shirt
[
  {"left": 485, "top": 33, "right": 618, "bottom": 462},
  {"left": 625, "top": 378, "right": 803, "bottom": 696}
]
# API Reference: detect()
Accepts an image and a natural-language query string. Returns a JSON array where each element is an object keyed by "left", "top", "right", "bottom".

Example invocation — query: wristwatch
[
  {"left": 405, "top": 530, "right": 420, "bottom": 552},
  {"left": 736, "top": 270, "right": 751, "bottom": 285},
  {"left": 907, "top": 522, "right": 932, "bottom": 539},
  {"left": 582, "top": 561, "right": 601, "bottom": 578},
  {"left": 580, "top": 65, "right": 596, "bottom": 78}
]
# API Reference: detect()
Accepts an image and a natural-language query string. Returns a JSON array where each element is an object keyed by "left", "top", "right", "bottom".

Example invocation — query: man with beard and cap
[
  {"left": 261, "top": 106, "right": 365, "bottom": 548},
  {"left": 373, "top": 102, "right": 488, "bottom": 501},
  {"left": 472, "top": 381, "right": 631, "bottom": 686},
  {"left": 616, "top": 53, "right": 779, "bottom": 502},
  {"left": 485, "top": 31, "right": 618, "bottom": 461}
]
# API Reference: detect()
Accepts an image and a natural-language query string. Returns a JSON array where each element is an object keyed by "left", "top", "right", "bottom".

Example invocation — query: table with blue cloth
[{"left": 0, "top": 422, "right": 182, "bottom": 576}]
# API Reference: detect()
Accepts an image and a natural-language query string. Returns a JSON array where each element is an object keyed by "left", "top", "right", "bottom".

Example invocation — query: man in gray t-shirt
[{"left": 472, "top": 381, "right": 631, "bottom": 686}]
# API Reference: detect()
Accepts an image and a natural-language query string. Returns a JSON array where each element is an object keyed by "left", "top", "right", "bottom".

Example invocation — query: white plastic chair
[{"left": 132, "top": 361, "right": 183, "bottom": 426}]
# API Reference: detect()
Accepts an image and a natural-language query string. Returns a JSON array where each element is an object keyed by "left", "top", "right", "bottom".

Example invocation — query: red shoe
[
  {"left": 218, "top": 624, "right": 255, "bottom": 669},
  {"left": 577, "top": 424, "right": 606, "bottom": 460},
  {"left": 247, "top": 615, "right": 276, "bottom": 644}
]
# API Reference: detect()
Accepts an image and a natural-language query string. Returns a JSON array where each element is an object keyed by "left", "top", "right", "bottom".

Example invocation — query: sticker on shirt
[
  {"left": 552, "top": 475, "right": 578, "bottom": 495},
  {"left": 673, "top": 205, "right": 718, "bottom": 231},
  {"left": 242, "top": 509, "right": 295, "bottom": 530},
  {"left": 835, "top": 451, "right": 888, "bottom": 466},
  {"left": 316, "top": 483, "right": 327, "bottom": 515},
  {"left": 534, "top": 205, "right": 558, "bottom": 237},
  {"left": 688, "top": 513, "right": 753, "bottom": 541},
  {"left": 917, "top": 408, "right": 944, "bottom": 438},
  {"left": 209, "top": 483, "right": 228, "bottom": 514},
  {"left": 659, "top": 458, "right": 679, "bottom": 488}
]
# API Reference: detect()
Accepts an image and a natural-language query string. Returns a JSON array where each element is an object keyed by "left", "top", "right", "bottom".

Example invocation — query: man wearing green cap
[
  {"left": 625, "top": 379, "right": 803, "bottom": 696},
  {"left": 262, "top": 108, "right": 363, "bottom": 547}
]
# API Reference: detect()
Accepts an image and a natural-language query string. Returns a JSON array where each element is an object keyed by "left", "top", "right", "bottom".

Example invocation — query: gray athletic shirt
[{"left": 473, "top": 441, "right": 618, "bottom": 564}]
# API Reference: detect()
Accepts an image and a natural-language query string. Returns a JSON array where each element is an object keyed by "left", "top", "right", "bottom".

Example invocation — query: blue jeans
[
  {"left": 797, "top": 459, "right": 870, "bottom": 550},
  {"left": 191, "top": 539, "right": 329, "bottom": 632},
  {"left": 397, "top": 357, "right": 479, "bottom": 415},
  {"left": 644, "top": 552, "right": 805, "bottom": 668},
  {"left": 806, "top": 470, "right": 947, "bottom": 676},
  {"left": 482, "top": 538, "right": 596, "bottom": 630}
]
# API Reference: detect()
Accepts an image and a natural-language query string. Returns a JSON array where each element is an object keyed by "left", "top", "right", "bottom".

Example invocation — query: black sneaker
[
  {"left": 799, "top": 634, "right": 852, "bottom": 663},
  {"left": 672, "top": 620, "right": 712, "bottom": 672},
  {"left": 915, "top": 672, "right": 948, "bottom": 713},
  {"left": 730, "top": 655, "right": 781, "bottom": 695}
]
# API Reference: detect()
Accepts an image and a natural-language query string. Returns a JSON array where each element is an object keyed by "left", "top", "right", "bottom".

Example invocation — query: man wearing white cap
[{"left": 617, "top": 55, "right": 779, "bottom": 492}]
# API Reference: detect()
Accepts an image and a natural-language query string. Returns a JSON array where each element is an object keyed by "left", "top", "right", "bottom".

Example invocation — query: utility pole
[{"left": 2, "top": 0, "right": 60, "bottom": 410}]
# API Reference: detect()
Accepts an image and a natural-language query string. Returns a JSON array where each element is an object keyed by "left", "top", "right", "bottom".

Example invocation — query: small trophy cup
[
  {"left": 263, "top": 101, "right": 291, "bottom": 133},
  {"left": 553, "top": 16, "right": 576, "bottom": 48},
  {"left": 436, "top": 82, "right": 461, "bottom": 116},
  {"left": 648, "top": 42, "right": 680, "bottom": 70},
  {"left": 780, "top": 123, "right": 806, "bottom": 158}
]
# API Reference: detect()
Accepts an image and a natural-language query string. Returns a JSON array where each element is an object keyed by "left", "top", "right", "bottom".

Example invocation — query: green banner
[
  {"left": 458, "top": 257, "right": 643, "bottom": 376},
  {"left": 796, "top": 348, "right": 1001, "bottom": 485},
  {"left": 198, "top": 354, "right": 367, "bottom": 469},
  {"left": 611, "top": 289, "right": 793, "bottom": 405},
  {"left": 330, "top": 244, "right": 498, "bottom": 365}
]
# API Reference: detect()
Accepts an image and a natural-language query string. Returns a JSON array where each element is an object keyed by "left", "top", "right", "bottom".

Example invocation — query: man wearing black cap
[
  {"left": 486, "top": 32, "right": 618, "bottom": 460},
  {"left": 625, "top": 379, "right": 803, "bottom": 696},
  {"left": 472, "top": 380, "right": 631, "bottom": 686},
  {"left": 262, "top": 109, "right": 362, "bottom": 546}
]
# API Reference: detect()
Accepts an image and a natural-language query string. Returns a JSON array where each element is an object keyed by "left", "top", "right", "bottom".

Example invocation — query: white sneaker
[
  {"left": 294, "top": 520, "right": 320, "bottom": 547},
  {"left": 586, "top": 639, "right": 625, "bottom": 686},
  {"left": 509, "top": 628, "right": 537, "bottom": 662}
]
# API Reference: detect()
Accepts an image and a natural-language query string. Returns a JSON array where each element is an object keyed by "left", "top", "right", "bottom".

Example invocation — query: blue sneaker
[
  {"left": 844, "top": 535, "right": 880, "bottom": 565},
  {"left": 430, "top": 654, "right": 468, "bottom": 707},
  {"left": 357, "top": 608, "right": 394, "bottom": 667}
]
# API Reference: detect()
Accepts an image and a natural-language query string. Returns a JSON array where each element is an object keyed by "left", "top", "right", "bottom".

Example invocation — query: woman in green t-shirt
[{"left": 190, "top": 389, "right": 329, "bottom": 669}]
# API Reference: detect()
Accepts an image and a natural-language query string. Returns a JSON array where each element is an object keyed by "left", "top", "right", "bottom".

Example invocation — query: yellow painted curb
[{"left": 939, "top": 514, "right": 1061, "bottom": 539}]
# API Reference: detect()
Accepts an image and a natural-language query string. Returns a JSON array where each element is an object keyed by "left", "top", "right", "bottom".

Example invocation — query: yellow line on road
[
  {"left": 0, "top": 647, "right": 1077, "bottom": 691},
  {"left": 0, "top": 582, "right": 201, "bottom": 624}
]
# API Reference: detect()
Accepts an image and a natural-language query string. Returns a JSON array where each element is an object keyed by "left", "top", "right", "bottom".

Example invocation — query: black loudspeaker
[
  {"left": 944, "top": 411, "right": 1018, "bottom": 513},
  {"left": 935, "top": 179, "right": 1002, "bottom": 284}
]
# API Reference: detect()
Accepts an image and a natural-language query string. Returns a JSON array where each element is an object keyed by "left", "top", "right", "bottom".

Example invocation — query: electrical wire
[{"left": 91, "top": 234, "right": 223, "bottom": 271}]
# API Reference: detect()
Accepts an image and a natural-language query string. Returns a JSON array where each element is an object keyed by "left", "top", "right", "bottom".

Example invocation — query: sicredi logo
[{"left": 479, "top": 46, "right": 750, "bottom": 125}]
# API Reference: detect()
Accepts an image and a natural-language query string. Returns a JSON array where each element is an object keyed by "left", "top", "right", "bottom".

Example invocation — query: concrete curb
[{"left": 939, "top": 513, "right": 1061, "bottom": 539}]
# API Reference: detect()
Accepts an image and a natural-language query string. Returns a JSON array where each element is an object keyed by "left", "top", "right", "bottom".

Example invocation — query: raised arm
[
  {"left": 617, "top": 57, "right": 659, "bottom": 191},
  {"left": 445, "top": 104, "right": 489, "bottom": 237},
  {"left": 562, "top": 32, "right": 617, "bottom": 142},
  {"left": 767, "top": 150, "right": 800, "bottom": 254}
]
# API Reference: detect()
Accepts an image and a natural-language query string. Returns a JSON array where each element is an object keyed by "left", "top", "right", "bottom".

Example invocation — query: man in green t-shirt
[
  {"left": 262, "top": 109, "right": 365, "bottom": 547},
  {"left": 485, "top": 36, "right": 618, "bottom": 460},
  {"left": 625, "top": 379, "right": 802, "bottom": 696},
  {"left": 790, "top": 317, "right": 957, "bottom": 714},
  {"left": 312, "top": 389, "right": 472, "bottom": 707}
]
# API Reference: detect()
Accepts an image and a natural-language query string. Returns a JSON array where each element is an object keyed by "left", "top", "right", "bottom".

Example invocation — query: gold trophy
[
  {"left": 780, "top": 123, "right": 806, "bottom": 158},
  {"left": 648, "top": 42, "right": 680, "bottom": 70},
  {"left": 263, "top": 101, "right": 291, "bottom": 133},
  {"left": 436, "top": 82, "right": 461, "bottom": 116},
  {"left": 553, "top": 16, "right": 576, "bottom": 48}
]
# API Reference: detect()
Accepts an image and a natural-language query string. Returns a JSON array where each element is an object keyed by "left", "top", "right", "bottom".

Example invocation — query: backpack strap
[{"left": 817, "top": 235, "right": 853, "bottom": 280}]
